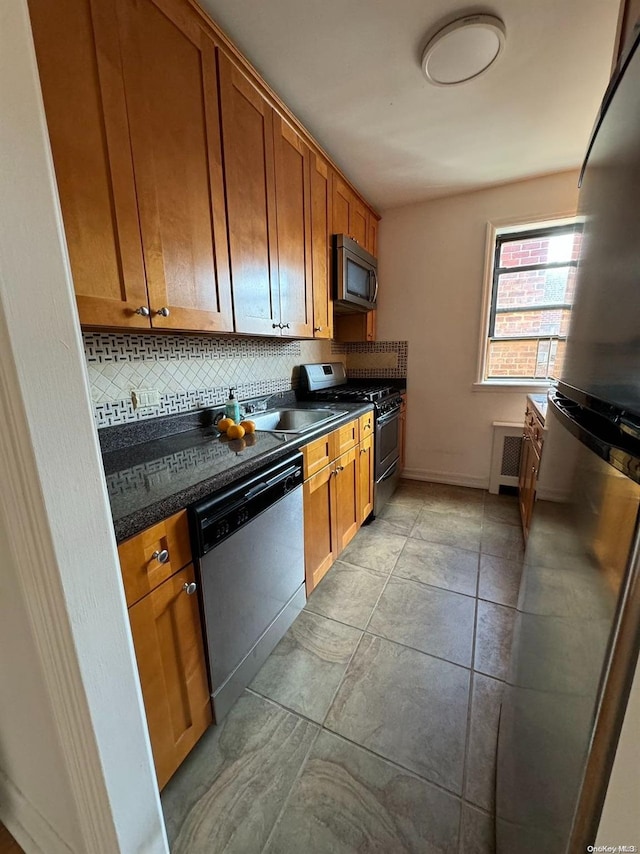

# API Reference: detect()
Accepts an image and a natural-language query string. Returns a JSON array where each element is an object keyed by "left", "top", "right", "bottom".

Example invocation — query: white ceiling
[{"left": 200, "top": 0, "right": 621, "bottom": 210}]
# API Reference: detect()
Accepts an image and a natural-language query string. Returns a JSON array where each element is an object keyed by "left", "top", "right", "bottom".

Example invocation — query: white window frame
[{"left": 474, "top": 212, "right": 582, "bottom": 392}]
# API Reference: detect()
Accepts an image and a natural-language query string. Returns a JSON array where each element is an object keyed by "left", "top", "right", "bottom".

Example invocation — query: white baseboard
[
  {"left": 401, "top": 468, "right": 489, "bottom": 490},
  {"left": 0, "top": 770, "right": 73, "bottom": 854}
]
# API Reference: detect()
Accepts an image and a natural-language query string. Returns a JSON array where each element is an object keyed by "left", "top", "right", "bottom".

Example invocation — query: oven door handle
[
  {"left": 379, "top": 459, "right": 399, "bottom": 482},
  {"left": 376, "top": 408, "right": 400, "bottom": 426}
]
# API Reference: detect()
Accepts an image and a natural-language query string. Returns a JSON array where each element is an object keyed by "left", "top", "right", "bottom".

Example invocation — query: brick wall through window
[{"left": 485, "top": 223, "right": 582, "bottom": 381}]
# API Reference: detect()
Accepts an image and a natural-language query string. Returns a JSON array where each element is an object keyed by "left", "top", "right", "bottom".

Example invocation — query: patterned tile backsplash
[
  {"left": 84, "top": 332, "right": 407, "bottom": 428},
  {"left": 340, "top": 340, "right": 408, "bottom": 379}
]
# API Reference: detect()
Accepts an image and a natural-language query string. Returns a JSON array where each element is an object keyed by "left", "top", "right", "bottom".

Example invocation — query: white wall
[
  {"left": 595, "top": 655, "right": 640, "bottom": 848},
  {"left": 0, "top": 513, "right": 82, "bottom": 853},
  {"left": 377, "top": 171, "right": 580, "bottom": 487},
  {"left": 0, "top": 2, "right": 167, "bottom": 851}
]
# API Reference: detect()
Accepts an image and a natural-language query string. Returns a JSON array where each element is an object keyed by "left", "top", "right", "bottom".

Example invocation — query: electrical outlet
[{"left": 131, "top": 388, "right": 160, "bottom": 410}]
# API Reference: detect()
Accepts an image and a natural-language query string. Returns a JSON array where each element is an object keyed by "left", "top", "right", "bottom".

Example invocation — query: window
[{"left": 483, "top": 221, "right": 583, "bottom": 383}]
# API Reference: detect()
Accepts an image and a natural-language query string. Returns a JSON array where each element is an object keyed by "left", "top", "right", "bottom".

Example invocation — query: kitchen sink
[{"left": 247, "top": 408, "right": 347, "bottom": 434}]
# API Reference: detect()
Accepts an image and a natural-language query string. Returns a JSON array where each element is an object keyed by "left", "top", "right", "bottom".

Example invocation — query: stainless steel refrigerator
[{"left": 496, "top": 31, "right": 640, "bottom": 854}]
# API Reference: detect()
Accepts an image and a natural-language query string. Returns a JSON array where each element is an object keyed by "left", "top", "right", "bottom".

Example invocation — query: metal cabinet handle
[
  {"left": 336, "top": 465, "right": 344, "bottom": 472},
  {"left": 272, "top": 322, "right": 280, "bottom": 329},
  {"left": 152, "top": 549, "right": 169, "bottom": 564},
  {"left": 183, "top": 582, "right": 197, "bottom": 595},
  {"left": 314, "top": 326, "right": 323, "bottom": 332},
  {"left": 282, "top": 322, "right": 290, "bottom": 329},
  {"left": 156, "top": 306, "right": 170, "bottom": 317},
  {"left": 135, "top": 305, "right": 150, "bottom": 317}
]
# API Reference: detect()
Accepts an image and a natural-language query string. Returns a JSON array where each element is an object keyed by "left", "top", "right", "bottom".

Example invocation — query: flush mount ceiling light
[{"left": 422, "top": 14, "right": 506, "bottom": 86}]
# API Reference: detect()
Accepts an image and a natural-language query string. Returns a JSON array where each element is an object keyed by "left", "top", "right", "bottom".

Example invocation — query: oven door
[{"left": 375, "top": 408, "right": 400, "bottom": 478}]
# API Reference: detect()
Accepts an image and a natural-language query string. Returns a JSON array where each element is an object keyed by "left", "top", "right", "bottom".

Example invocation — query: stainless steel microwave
[{"left": 333, "top": 234, "right": 378, "bottom": 313}]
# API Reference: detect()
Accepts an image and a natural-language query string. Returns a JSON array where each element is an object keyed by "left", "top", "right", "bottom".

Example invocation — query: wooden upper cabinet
[
  {"left": 331, "top": 174, "right": 351, "bottom": 238},
  {"left": 31, "top": 0, "right": 379, "bottom": 338},
  {"left": 310, "top": 153, "right": 332, "bottom": 339},
  {"left": 330, "top": 174, "right": 376, "bottom": 254},
  {"left": 218, "top": 52, "right": 280, "bottom": 335},
  {"left": 350, "top": 196, "right": 368, "bottom": 247},
  {"left": 28, "top": 0, "right": 149, "bottom": 328},
  {"left": 273, "top": 115, "right": 313, "bottom": 337},
  {"left": 368, "top": 216, "right": 379, "bottom": 258},
  {"left": 334, "top": 310, "right": 376, "bottom": 343},
  {"left": 115, "top": 0, "right": 232, "bottom": 332}
]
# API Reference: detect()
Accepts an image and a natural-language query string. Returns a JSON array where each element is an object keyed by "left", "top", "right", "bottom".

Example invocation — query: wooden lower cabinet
[
  {"left": 303, "top": 464, "right": 337, "bottom": 593},
  {"left": 357, "top": 433, "right": 374, "bottom": 523},
  {"left": 302, "top": 417, "right": 373, "bottom": 594},
  {"left": 334, "top": 447, "right": 359, "bottom": 552},
  {"left": 127, "top": 563, "right": 212, "bottom": 789},
  {"left": 518, "top": 404, "right": 544, "bottom": 542}
]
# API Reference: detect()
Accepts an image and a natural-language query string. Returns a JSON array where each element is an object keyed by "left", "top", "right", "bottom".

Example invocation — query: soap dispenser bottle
[{"left": 225, "top": 387, "right": 240, "bottom": 423}]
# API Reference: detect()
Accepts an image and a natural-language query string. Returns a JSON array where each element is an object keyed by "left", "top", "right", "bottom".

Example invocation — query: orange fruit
[
  {"left": 217, "top": 417, "right": 235, "bottom": 432},
  {"left": 240, "top": 419, "right": 256, "bottom": 434},
  {"left": 226, "top": 423, "right": 245, "bottom": 439}
]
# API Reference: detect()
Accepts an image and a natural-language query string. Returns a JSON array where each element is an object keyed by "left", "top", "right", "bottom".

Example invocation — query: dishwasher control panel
[{"left": 190, "top": 452, "right": 304, "bottom": 556}]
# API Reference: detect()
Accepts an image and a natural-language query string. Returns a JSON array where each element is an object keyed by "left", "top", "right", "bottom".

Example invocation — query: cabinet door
[
  {"left": 310, "top": 153, "right": 332, "bottom": 338},
  {"left": 116, "top": 0, "right": 232, "bottom": 332},
  {"left": 218, "top": 53, "right": 280, "bottom": 335},
  {"left": 303, "top": 464, "right": 336, "bottom": 594},
  {"left": 350, "top": 196, "right": 368, "bottom": 247},
  {"left": 334, "top": 447, "right": 359, "bottom": 553},
  {"left": 273, "top": 115, "right": 313, "bottom": 337},
  {"left": 367, "top": 215, "right": 379, "bottom": 258},
  {"left": 334, "top": 311, "right": 376, "bottom": 343},
  {"left": 28, "top": 0, "right": 149, "bottom": 328},
  {"left": 128, "top": 564, "right": 212, "bottom": 789},
  {"left": 521, "top": 443, "right": 540, "bottom": 542},
  {"left": 357, "top": 435, "right": 374, "bottom": 524},
  {"left": 519, "top": 431, "right": 539, "bottom": 541},
  {"left": 331, "top": 174, "right": 351, "bottom": 237}
]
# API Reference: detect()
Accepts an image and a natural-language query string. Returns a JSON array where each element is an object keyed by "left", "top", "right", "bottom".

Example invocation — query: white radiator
[{"left": 489, "top": 422, "right": 523, "bottom": 494}]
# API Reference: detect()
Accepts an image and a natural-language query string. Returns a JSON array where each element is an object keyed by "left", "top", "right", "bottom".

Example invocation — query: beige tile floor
[{"left": 162, "top": 481, "right": 524, "bottom": 853}]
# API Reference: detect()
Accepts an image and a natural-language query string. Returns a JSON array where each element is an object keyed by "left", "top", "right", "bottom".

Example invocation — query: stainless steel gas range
[{"left": 299, "top": 363, "right": 402, "bottom": 517}]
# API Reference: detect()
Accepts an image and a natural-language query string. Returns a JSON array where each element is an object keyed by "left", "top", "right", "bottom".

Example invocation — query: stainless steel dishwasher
[{"left": 190, "top": 452, "right": 305, "bottom": 723}]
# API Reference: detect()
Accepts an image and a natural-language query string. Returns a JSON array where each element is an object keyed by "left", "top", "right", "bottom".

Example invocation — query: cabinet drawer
[
  {"left": 118, "top": 510, "right": 192, "bottom": 608},
  {"left": 302, "top": 432, "right": 334, "bottom": 480},
  {"left": 359, "top": 410, "right": 374, "bottom": 439},
  {"left": 334, "top": 418, "right": 359, "bottom": 456}
]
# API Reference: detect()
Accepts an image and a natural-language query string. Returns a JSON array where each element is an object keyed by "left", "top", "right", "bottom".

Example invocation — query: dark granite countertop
[{"left": 102, "top": 401, "right": 373, "bottom": 543}]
